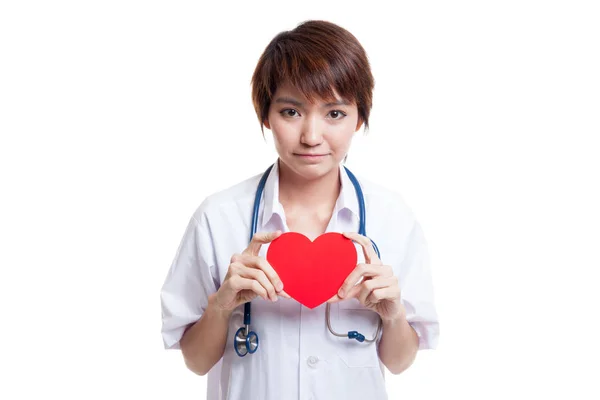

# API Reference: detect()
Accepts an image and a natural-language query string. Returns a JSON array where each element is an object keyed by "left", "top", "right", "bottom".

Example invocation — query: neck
[{"left": 277, "top": 159, "right": 341, "bottom": 212}]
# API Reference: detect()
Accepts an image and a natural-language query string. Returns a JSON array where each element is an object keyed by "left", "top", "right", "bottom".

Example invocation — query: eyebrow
[{"left": 274, "top": 96, "right": 350, "bottom": 108}]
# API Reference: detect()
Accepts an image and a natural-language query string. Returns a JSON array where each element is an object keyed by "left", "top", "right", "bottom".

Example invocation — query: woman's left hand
[{"left": 328, "top": 232, "right": 405, "bottom": 322}]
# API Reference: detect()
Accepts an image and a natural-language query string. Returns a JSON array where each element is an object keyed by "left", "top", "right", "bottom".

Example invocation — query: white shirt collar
[{"left": 261, "top": 159, "right": 360, "bottom": 228}]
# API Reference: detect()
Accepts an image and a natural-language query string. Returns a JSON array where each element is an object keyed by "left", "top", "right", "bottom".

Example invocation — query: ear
[
  {"left": 264, "top": 118, "right": 271, "bottom": 130},
  {"left": 355, "top": 117, "right": 364, "bottom": 132}
]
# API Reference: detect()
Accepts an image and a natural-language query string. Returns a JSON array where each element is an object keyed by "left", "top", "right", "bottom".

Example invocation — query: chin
[{"left": 282, "top": 157, "right": 339, "bottom": 180}]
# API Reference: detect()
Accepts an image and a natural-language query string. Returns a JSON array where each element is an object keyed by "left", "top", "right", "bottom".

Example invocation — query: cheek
[
  {"left": 270, "top": 115, "right": 299, "bottom": 140},
  {"left": 270, "top": 118, "right": 287, "bottom": 135},
  {"left": 268, "top": 110, "right": 286, "bottom": 131},
  {"left": 328, "top": 123, "right": 356, "bottom": 147},
  {"left": 270, "top": 123, "right": 295, "bottom": 151},
  {"left": 330, "top": 137, "right": 353, "bottom": 154}
]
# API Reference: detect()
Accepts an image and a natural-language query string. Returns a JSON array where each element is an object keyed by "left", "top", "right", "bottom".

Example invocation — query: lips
[{"left": 293, "top": 153, "right": 329, "bottom": 163}]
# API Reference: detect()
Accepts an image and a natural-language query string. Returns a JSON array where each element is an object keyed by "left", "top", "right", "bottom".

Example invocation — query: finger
[
  {"left": 235, "top": 253, "right": 284, "bottom": 293},
  {"left": 366, "top": 286, "right": 401, "bottom": 306},
  {"left": 228, "top": 275, "right": 268, "bottom": 301},
  {"left": 344, "top": 284, "right": 363, "bottom": 300},
  {"left": 357, "top": 276, "right": 398, "bottom": 305},
  {"left": 278, "top": 290, "right": 292, "bottom": 299},
  {"left": 327, "top": 294, "right": 344, "bottom": 304},
  {"left": 338, "top": 263, "right": 384, "bottom": 299},
  {"left": 342, "top": 232, "right": 381, "bottom": 265},
  {"left": 243, "top": 230, "right": 282, "bottom": 257},
  {"left": 233, "top": 262, "right": 279, "bottom": 301}
]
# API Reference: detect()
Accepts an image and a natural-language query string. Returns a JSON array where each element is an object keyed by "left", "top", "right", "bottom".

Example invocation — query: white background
[{"left": 1, "top": 0, "right": 599, "bottom": 399}]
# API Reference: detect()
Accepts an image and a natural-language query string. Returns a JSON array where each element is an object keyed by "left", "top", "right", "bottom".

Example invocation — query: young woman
[{"left": 161, "top": 20, "right": 439, "bottom": 400}]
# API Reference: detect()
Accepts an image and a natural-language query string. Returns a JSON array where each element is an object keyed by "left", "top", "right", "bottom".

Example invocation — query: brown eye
[
  {"left": 329, "top": 110, "right": 346, "bottom": 119},
  {"left": 281, "top": 109, "right": 299, "bottom": 117}
]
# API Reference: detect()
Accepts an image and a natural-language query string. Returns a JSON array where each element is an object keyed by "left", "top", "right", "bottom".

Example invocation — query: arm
[
  {"left": 377, "top": 306, "right": 419, "bottom": 374},
  {"left": 332, "top": 231, "right": 426, "bottom": 375},
  {"left": 179, "top": 293, "right": 233, "bottom": 376},
  {"left": 175, "top": 231, "right": 285, "bottom": 376}
]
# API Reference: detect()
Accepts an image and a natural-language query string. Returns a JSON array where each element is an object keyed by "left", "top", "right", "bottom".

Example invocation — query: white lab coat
[{"left": 161, "top": 160, "right": 439, "bottom": 400}]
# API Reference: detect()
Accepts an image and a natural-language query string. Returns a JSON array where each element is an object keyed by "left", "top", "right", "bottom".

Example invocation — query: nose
[{"left": 300, "top": 116, "right": 323, "bottom": 146}]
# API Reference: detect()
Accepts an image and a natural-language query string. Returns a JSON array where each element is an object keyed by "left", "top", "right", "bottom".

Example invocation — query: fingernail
[
  {"left": 272, "top": 295, "right": 278, "bottom": 302},
  {"left": 338, "top": 289, "right": 345, "bottom": 298},
  {"left": 277, "top": 282, "right": 284, "bottom": 291}
]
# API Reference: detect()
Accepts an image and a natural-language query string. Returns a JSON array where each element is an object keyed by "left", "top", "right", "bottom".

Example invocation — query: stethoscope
[{"left": 234, "top": 163, "right": 383, "bottom": 357}]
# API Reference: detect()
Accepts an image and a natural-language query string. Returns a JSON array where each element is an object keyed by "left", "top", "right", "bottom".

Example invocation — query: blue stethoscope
[{"left": 234, "top": 163, "right": 383, "bottom": 357}]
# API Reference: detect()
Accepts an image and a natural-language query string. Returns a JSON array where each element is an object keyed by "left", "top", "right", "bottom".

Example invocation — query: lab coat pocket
[{"left": 333, "top": 300, "right": 381, "bottom": 368}]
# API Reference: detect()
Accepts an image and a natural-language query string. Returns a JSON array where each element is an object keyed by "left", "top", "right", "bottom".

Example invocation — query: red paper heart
[{"left": 266, "top": 232, "right": 357, "bottom": 309}]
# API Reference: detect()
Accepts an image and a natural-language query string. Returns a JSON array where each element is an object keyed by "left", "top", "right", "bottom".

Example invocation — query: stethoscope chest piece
[{"left": 234, "top": 310, "right": 259, "bottom": 357}]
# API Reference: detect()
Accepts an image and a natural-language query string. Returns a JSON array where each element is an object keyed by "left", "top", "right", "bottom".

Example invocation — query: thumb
[
  {"left": 327, "top": 294, "right": 343, "bottom": 304},
  {"left": 243, "top": 230, "right": 282, "bottom": 256}
]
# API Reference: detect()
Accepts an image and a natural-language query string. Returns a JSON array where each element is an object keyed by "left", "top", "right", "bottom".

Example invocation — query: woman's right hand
[{"left": 214, "top": 230, "right": 289, "bottom": 311}]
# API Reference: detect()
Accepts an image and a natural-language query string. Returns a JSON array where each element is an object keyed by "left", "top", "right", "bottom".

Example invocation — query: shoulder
[{"left": 190, "top": 171, "right": 264, "bottom": 225}]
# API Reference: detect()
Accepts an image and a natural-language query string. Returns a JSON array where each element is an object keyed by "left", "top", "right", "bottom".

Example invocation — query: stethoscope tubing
[{"left": 235, "top": 163, "right": 382, "bottom": 355}]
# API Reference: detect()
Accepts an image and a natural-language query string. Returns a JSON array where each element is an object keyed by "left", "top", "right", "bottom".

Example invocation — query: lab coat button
[{"left": 307, "top": 356, "right": 319, "bottom": 368}]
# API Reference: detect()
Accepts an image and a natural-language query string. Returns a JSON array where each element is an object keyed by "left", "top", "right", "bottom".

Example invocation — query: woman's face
[{"left": 264, "top": 82, "right": 363, "bottom": 182}]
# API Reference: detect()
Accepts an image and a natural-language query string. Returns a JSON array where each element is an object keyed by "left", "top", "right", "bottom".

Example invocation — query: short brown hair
[{"left": 251, "top": 20, "right": 375, "bottom": 135}]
